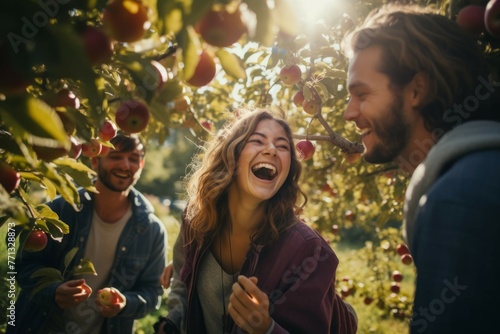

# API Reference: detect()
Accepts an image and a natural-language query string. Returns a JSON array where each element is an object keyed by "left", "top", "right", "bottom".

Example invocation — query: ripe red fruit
[
  {"left": 173, "top": 96, "right": 190, "bottom": 112},
  {"left": 396, "top": 243, "right": 410, "bottom": 256},
  {"left": 401, "top": 253, "right": 413, "bottom": 265},
  {"left": 296, "top": 140, "right": 315, "bottom": 160},
  {"left": 81, "top": 26, "right": 114, "bottom": 65},
  {"left": 331, "top": 224, "right": 340, "bottom": 236},
  {"left": 201, "top": 120, "right": 213, "bottom": 132},
  {"left": 456, "top": 5, "right": 487, "bottom": 35},
  {"left": 150, "top": 60, "right": 168, "bottom": 90},
  {"left": 196, "top": 6, "right": 247, "bottom": 47},
  {"left": 103, "top": 0, "right": 150, "bottom": 43},
  {"left": 279, "top": 64, "right": 301, "bottom": 85},
  {"left": 33, "top": 145, "right": 68, "bottom": 161},
  {"left": 186, "top": 50, "right": 216, "bottom": 87},
  {"left": 390, "top": 282, "right": 401, "bottom": 293},
  {"left": 97, "top": 287, "right": 120, "bottom": 306},
  {"left": 392, "top": 270, "right": 403, "bottom": 282},
  {"left": 68, "top": 137, "right": 82, "bottom": 159},
  {"left": 54, "top": 89, "right": 80, "bottom": 109},
  {"left": 345, "top": 210, "right": 356, "bottom": 221},
  {"left": 292, "top": 90, "right": 305, "bottom": 107},
  {"left": 340, "top": 286, "right": 350, "bottom": 298},
  {"left": 99, "top": 120, "right": 118, "bottom": 141},
  {"left": 115, "top": 99, "right": 150, "bottom": 133},
  {"left": 302, "top": 99, "right": 320, "bottom": 115},
  {"left": 0, "top": 163, "right": 21, "bottom": 193},
  {"left": 82, "top": 139, "right": 102, "bottom": 158},
  {"left": 98, "top": 145, "right": 111, "bottom": 157},
  {"left": 345, "top": 152, "right": 361, "bottom": 163},
  {"left": 485, "top": 0, "right": 500, "bottom": 38},
  {"left": 363, "top": 296, "right": 373, "bottom": 305},
  {"left": 24, "top": 230, "right": 48, "bottom": 252}
]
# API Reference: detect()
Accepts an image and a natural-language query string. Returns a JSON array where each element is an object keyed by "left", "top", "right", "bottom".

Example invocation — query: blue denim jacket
[{"left": 8, "top": 187, "right": 167, "bottom": 334}]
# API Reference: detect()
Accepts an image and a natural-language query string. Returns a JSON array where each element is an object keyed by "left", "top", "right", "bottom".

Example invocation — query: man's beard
[
  {"left": 363, "top": 93, "right": 412, "bottom": 164},
  {"left": 97, "top": 165, "right": 137, "bottom": 192}
]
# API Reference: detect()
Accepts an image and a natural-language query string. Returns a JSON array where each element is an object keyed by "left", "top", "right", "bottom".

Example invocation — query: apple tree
[{"left": 1, "top": 0, "right": 500, "bottom": 330}]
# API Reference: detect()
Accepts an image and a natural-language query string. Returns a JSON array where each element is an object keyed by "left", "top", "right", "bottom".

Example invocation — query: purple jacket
[{"left": 176, "top": 218, "right": 357, "bottom": 334}]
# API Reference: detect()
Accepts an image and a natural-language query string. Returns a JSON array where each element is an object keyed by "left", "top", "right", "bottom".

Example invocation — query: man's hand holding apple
[
  {"left": 55, "top": 279, "right": 92, "bottom": 309},
  {"left": 95, "top": 287, "right": 126, "bottom": 317}
]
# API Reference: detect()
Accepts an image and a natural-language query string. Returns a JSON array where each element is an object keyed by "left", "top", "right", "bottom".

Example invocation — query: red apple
[
  {"left": 68, "top": 137, "right": 82, "bottom": 159},
  {"left": 296, "top": 140, "right": 315, "bottom": 160},
  {"left": 279, "top": 64, "right": 301, "bottom": 86},
  {"left": 54, "top": 89, "right": 80, "bottom": 109},
  {"left": 98, "top": 145, "right": 111, "bottom": 157},
  {"left": 150, "top": 60, "right": 168, "bottom": 90},
  {"left": 196, "top": 6, "right": 247, "bottom": 47},
  {"left": 186, "top": 50, "right": 216, "bottom": 87},
  {"left": 392, "top": 270, "right": 403, "bottom": 282},
  {"left": 344, "top": 152, "right": 361, "bottom": 163},
  {"left": 345, "top": 210, "right": 356, "bottom": 221},
  {"left": 390, "top": 282, "right": 401, "bottom": 293},
  {"left": 396, "top": 243, "right": 410, "bottom": 256},
  {"left": 401, "top": 253, "right": 413, "bottom": 265},
  {"left": 302, "top": 99, "right": 320, "bottom": 115},
  {"left": 103, "top": 0, "right": 150, "bottom": 43},
  {"left": 331, "top": 224, "right": 340, "bottom": 236},
  {"left": 485, "top": 0, "right": 500, "bottom": 38},
  {"left": 340, "top": 286, "right": 350, "bottom": 298},
  {"left": 99, "top": 119, "right": 118, "bottom": 141},
  {"left": 292, "top": 90, "right": 305, "bottom": 107},
  {"left": 97, "top": 287, "right": 120, "bottom": 306},
  {"left": 173, "top": 95, "right": 190, "bottom": 112},
  {"left": 201, "top": 120, "right": 213, "bottom": 132},
  {"left": 81, "top": 139, "right": 102, "bottom": 158},
  {"left": 456, "top": 5, "right": 487, "bottom": 35},
  {"left": 81, "top": 26, "right": 114, "bottom": 65},
  {"left": 24, "top": 230, "right": 48, "bottom": 252},
  {"left": 363, "top": 296, "right": 373, "bottom": 305},
  {"left": 115, "top": 99, "right": 150, "bottom": 133},
  {"left": 0, "top": 163, "right": 20, "bottom": 193}
]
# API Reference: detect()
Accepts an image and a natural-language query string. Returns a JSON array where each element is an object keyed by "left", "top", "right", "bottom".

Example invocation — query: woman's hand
[{"left": 228, "top": 275, "right": 272, "bottom": 334}]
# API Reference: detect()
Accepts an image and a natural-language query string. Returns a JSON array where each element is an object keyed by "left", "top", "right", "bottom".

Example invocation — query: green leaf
[
  {"left": 31, "top": 268, "right": 64, "bottom": 280},
  {"left": 120, "top": 54, "right": 162, "bottom": 103},
  {"left": 0, "top": 96, "right": 69, "bottom": 147},
  {"left": 216, "top": 49, "right": 247, "bottom": 80},
  {"left": 71, "top": 258, "right": 97, "bottom": 276},
  {"left": 64, "top": 247, "right": 79, "bottom": 269},
  {"left": 245, "top": 0, "right": 274, "bottom": 46},
  {"left": 41, "top": 163, "right": 80, "bottom": 210},
  {"left": 182, "top": 26, "right": 202, "bottom": 82}
]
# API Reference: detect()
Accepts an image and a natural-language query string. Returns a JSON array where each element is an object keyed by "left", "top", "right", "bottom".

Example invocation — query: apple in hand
[
  {"left": 296, "top": 140, "right": 315, "bottom": 160},
  {"left": 279, "top": 64, "right": 301, "bottom": 86},
  {"left": 24, "top": 230, "right": 48, "bottom": 252},
  {"left": 456, "top": 5, "right": 486, "bottom": 35},
  {"left": 186, "top": 50, "right": 216, "bottom": 87},
  {"left": 0, "top": 163, "right": 20, "bottom": 194},
  {"left": 97, "top": 287, "right": 120, "bottom": 306},
  {"left": 115, "top": 99, "right": 150, "bottom": 133},
  {"left": 485, "top": 0, "right": 500, "bottom": 38},
  {"left": 99, "top": 119, "right": 118, "bottom": 141},
  {"left": 103, "top": 0, "right": 150, "bottom": 43}
]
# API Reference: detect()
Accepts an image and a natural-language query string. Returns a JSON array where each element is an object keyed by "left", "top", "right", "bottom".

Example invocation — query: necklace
[{"left": 220, "top": 225, "right": 235, "bottom": 334}]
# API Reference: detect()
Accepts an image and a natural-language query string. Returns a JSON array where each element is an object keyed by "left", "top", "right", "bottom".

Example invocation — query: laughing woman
[{"left": 156, "top": 107, "right": 357, "bottom": 334}]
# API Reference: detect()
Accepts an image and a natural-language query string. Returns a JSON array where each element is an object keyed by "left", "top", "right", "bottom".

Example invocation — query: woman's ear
[{"left": 409, "top": 72, "right": 429, "bottom": 107}]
